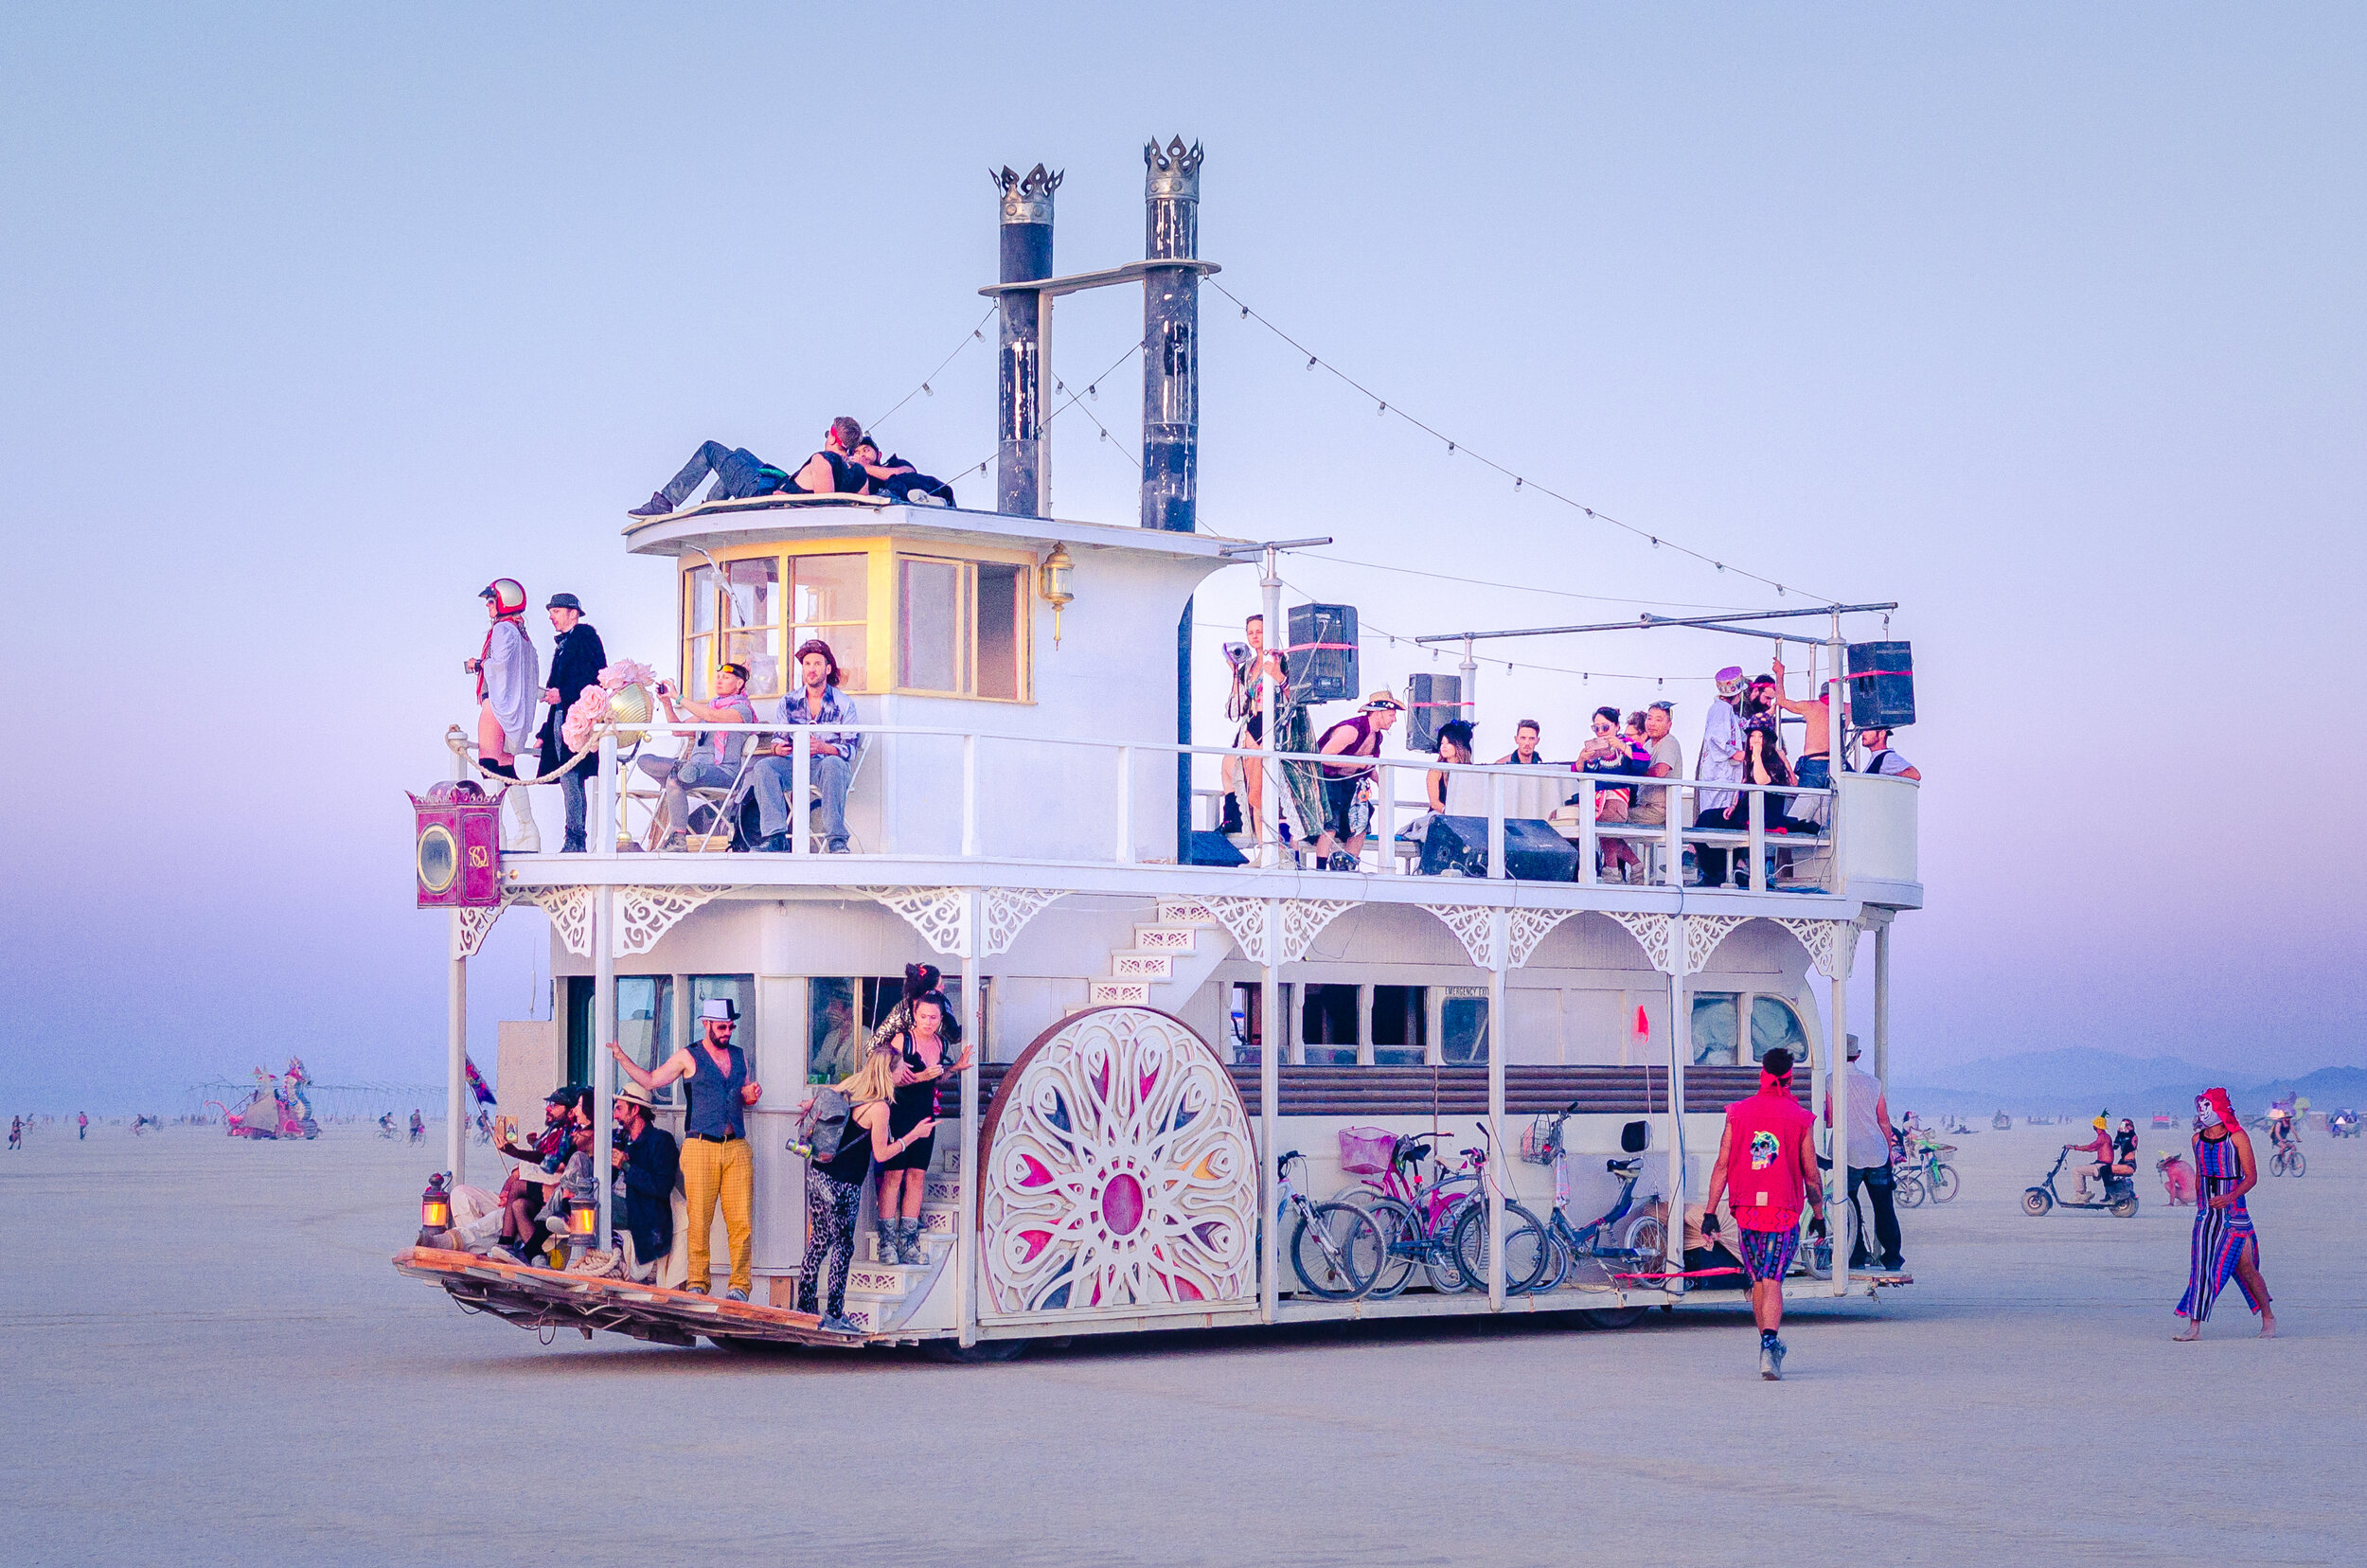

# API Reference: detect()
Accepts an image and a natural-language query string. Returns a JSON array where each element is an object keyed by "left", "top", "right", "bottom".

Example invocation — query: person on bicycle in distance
[
  {"left": 2267, "top": 1104, "right": 2296, "bottom": 1150},
  {"left": 1701, "top": 1046, "right": 1824, "bottom": 1381},
  {"left": 2065, "top": 1115, "right": 2114, "bottom": 1203}
]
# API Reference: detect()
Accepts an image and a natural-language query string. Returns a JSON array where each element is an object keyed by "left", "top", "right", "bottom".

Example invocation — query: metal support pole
[
  {"left": 1486, "top": 909, "right": 1508, "bottom": 1310},
  {"left": 993, "top": 164, "right": 1058, "bottom": 518},
  {"left": 1259, "top": 900, "right": 1280, "bottom": 1325},
  {"left": 593, "top": 884, "right": 616, "bottom": 1249},
  {"left": 793, "top": 727, "right": 812, "bottom": 855},
  {"left": 1260, "top": 552, "right": 1284, "bottom": 869},
  {"left": 1486, "top": 771, "right": 1506, "bottom": 881},
  {"left": 1458, "top": 636, "right": 1478, "bottom": 730},
  {"left": 1874, "top": 921, "right": 1892, "bottom": 1090},
  {"left": 958, "top": 892, "right": 983, "bottom": 1346},
  {"left": 1664, "top": 924, "right": 1688, "bottom": 1296},
  {"left": 446, "top": 918, "right": 467, "bottom": 1188},
  {"left": 1829, "top": 937, "right": 1849, "bottom": 1297},
  {"left": 1144, "top": 138, "right": 1204, "bottom": 860},
  {"left": 1578, "top": 777, "right": 1597, "bottom": 886},
  {"left": 596, "top": 734, "right": 617, "bottom": 856}
]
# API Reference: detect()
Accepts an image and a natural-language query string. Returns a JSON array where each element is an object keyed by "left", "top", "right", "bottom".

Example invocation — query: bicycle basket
[
  {"left": 1519, "top": 1115, "right": 1563, "bottom": 1166},
  {"left": 1337, "top": 1126, "right": 1397, "bottom": 1176}
]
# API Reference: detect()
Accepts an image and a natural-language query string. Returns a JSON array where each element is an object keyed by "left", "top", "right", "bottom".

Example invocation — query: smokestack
[
  {"left": 993, "top": 164, "right": 1060, "bottom": 517},
  {"left": 1140, "top": 137, "right": 1202, "bottom": 534}
]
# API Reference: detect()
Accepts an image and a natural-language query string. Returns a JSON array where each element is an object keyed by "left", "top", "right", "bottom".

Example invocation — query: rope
[{"left": 444, "top": 724, "right": 600, "bottom": 787}]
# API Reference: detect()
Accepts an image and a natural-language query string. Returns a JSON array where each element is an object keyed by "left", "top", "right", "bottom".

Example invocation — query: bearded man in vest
[{"left": 1702, "top": 1045, "right": 1825, "bottom": 1381}]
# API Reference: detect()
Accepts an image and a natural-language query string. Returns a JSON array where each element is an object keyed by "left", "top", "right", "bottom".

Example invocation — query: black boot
[
  {"left": 1219, "top": 793, "right": 1244, "bottom": 835},
  {"left": 628, "top": 490, "right": 673, "bottom": 518}
]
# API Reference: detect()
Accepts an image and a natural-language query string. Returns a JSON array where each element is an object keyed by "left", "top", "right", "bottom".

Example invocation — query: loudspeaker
[
  {"left": 1406, "top": 672, "right": 1463, "bottom": 755},
  {"left": 1184, "top": 829, "right": 1249, "bottom": 867},
  {"left": 1285, "top": 602, "right": 1359, "bottom": 704},
  {"left": 1417, "top": 815, "right": 1580, "bottom": 881},
  {"left": 1845, "top": 641, "right": 1915, "bottom": 729}
]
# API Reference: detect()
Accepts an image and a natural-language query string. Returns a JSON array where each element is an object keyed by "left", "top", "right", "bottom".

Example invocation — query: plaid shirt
[{"left": 774, "top": 685, "right": 863, "bottom": 764}]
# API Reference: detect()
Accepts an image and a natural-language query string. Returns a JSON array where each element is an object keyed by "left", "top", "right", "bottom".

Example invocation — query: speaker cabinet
[
  {"left": 1406, "top": 672, "right": 1463, "bottom": 755},
  {"left": 1285, "top": 602, "right": 1359, "bottom": 704},
  {"left": 1845, "top": 640, "right": 1915, "bottom": 729},
  {"left": 1417, "top": 815, "right": 1579, "bottom": 882}
]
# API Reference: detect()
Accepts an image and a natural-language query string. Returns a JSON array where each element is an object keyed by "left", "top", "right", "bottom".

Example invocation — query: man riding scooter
[{"left": 2065, "top": 1114, "right": 2114, "bottom": 1203}]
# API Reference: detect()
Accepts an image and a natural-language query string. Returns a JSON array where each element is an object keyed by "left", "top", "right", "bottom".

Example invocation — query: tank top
[
  {"left": 818, "top": 1103, "right": 878, "bottom": 1184},
  {"left": 1723, "top": 1085, "right": 1813, "bottom": 1230},
  {"left": 1316, "top": 714, "right": 1381, "bottom": 779},
  {"left": 684, "top": 1043, "right": 748, "bottom": 1139}
]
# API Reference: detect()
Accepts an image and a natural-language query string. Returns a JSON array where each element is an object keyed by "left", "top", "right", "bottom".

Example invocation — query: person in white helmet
[{"left": 465, "top": 579, "right": 542, "bottom": 850}]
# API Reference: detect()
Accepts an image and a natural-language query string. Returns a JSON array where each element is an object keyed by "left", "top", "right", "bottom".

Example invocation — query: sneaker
[
  {"left": 1759, "top": 1343, "right": 1781, "bottom": 1381},
  {"left": 628, "top": 490, "right": 674, "bottom": 518},
  {"left": 659, "top": 831, "right": 688, "bottom": 852},
  {"left": 725, "top": 1287, "right": 750, "bottom": 1303},
  {"left": 820, "top": 1313, "right": 863, "bottom": 1336},
  {"left": 1771, "top": 1337, "right": 1788, "bottom": 1379},
  {"left": 756, "top": 831, "right": 791, "bottom": 853}
]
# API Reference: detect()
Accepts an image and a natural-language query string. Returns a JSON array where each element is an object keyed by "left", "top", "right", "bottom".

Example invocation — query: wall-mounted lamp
[{"left": 1039, "top": 543, "right": 1076, "bottom": 647}]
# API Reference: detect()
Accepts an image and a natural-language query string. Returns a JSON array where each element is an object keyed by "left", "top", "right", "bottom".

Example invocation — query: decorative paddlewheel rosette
[{"left": 979, "top": 1007, "right": 1256, "bottom": 1315}]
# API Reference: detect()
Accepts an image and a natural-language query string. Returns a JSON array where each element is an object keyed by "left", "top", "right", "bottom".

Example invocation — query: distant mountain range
[{"left": 1893, "top": 1047, "right": 2367, "bottom": 1116}]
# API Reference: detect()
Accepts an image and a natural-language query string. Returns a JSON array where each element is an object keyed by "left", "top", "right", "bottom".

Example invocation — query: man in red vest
[{"left": 1702, "top": 1046, "right": 1825, "bottom": 1381}]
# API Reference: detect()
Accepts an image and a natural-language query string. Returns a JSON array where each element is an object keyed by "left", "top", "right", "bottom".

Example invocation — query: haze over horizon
[{"left": 4, "top": 6, "right": 2361, "bottom": 1111}]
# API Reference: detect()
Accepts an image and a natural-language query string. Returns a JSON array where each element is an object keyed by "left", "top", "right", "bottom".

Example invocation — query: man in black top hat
[{"left": 535, "top": 594, "right": 608, "bottom": 854}]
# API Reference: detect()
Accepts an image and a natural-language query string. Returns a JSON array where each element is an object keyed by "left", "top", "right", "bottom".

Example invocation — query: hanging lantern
[
  {"left": 1038, "top": 543, "right": 1076, "bottom": 647},
  {"left": 418, "top": 1172, "right": 453, "bottom": 1246}
]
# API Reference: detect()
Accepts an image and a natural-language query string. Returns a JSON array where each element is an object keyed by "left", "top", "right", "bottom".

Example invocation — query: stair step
[
  {"left": 923, "top": 1175, "right": 959, "bottom": 1205},
  {"left": 1089, "top": 981, "right": 1152, "bottom": 1006},
  {"left": 862, "top": 1231, "right": 952, "bottom": 1265},
  {"left": 1133, "top": 925, "right": 1197, "bottom": 952},
  {"left": 1110, "top": 952, "right": 1174, "bottom": 980},
  {"left": 1156, "top": 900, "right": 1218, "bottom": 925},
  {"left": 846, "top": 1259, "right": 934, "bottom": 1294}
]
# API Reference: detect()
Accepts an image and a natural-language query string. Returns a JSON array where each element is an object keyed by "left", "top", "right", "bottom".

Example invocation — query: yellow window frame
[{"left": 891, "top": 543, "right": 1035, "bottom": 702}]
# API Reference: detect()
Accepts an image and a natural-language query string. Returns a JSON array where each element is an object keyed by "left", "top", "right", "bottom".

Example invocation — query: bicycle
[
  {"left": 1518, "top": 1103, "right": 1664, "bottom": 1327},
  {"left": 1896, "top": 1134, "right": 1959, "bottom": 1203},
  {"left": 1335, "top": 1131, "right": 1489, "bottom": 1298},
  {"left": 1278, "top": 1150, "right": 1384, "bottom": 1299},
  {"left": 1447, "top": 1123, "right": 1552, "bottom": 1297},
  {"left": 2270, "top": 1141, "right": 2305, "bottom": 1179}
]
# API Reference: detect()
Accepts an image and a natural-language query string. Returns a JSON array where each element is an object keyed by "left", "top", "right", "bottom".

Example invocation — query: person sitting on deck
[
  {"left": 494, "top": 1089, "right": 578, "bottom": 1262},
  {"left": 1494, "top": 719, "right": 1548, "bottom": 768},
  {"left": 628, "top": 417, "right": 873, "bottom": 518},
  {"left": 751, "top": 639, "right": 862, "bottom": 853},
  {"left": 638, "top": 665, "right": 758, "bottom": 850},
  {"left": 1309, "top": 692, "right": 1403, "bottom": 871},
  {"left": 850, "top": 437, "right": 956, "bottom": 506},
  {"left": 611, "top": 1082, "right": 680, "bottom": 1283},
  {"left": 1574, "top": 705, "right": 1646, "bottom": 883},
  {"left": 1852, "top": 726, "right": 1921, "bottom": 781},
  {"left": 1406, "top": 720, "right": 1481, "bottom": 860}
]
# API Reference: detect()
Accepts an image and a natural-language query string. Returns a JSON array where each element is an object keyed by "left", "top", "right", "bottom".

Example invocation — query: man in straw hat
[
  {"left": 1308, "top": 691, "right": 1404, "bottom": 871},
  {"left": 611, "top": 1080, "right": 680, "bottom": 1283},
  {"left": 610, "top": 999, "right": 761, "bottom": 1298}
]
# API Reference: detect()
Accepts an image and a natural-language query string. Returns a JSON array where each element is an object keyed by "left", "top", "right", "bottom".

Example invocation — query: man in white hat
[
  {"left": 1694, "top": 668, "right": 1747, "bottom": 887},
  {"left": 610, "top": 999, "right": 762, "bottom": 1298}
]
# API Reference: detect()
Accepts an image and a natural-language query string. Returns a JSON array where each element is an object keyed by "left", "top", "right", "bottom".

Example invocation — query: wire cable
[{"left": 867, "top": 307, "right": 997, "bottom": 434}]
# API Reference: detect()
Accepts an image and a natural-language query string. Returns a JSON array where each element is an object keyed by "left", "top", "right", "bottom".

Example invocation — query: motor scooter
[
  {"left": 2023, "top": 1147, "right": 2139, "bottom": 1218},
  {"left": 2156, "top": 1149, "right": 2196, "bottom": 1206}
]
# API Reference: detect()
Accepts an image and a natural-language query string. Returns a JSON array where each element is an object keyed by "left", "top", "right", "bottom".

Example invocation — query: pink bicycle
[{"left": 1332, "top": 1129, "right": 1490, "bottom": 1297}]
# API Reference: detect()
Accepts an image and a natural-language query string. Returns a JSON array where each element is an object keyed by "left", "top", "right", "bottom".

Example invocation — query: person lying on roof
[
  {"left": 850, "top": 437, "right": 955, "bottom": 507},
  {"left": 629, "top": 417, "right": 873, "bottom": 518}
]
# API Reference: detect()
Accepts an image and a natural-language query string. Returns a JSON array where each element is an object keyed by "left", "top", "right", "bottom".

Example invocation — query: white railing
[{"left": 497, "top": 719, "right": 1869, "bottom": 889}]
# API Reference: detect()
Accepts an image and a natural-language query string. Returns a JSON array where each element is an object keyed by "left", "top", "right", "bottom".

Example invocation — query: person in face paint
[{"left": 2174, "top": 1087, "right": 2274, "bottom": 1340}]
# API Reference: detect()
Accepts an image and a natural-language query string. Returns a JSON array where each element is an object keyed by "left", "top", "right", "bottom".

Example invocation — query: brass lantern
[
  {"left": 1039, "top": 543, "right": 1076, "bottom": 647},
  {"left": 418, "top": 1172, "right": 453, "bottom": 1247}
]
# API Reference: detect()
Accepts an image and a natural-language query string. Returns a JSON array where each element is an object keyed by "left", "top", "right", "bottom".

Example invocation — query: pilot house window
[
  {"left": 682, "top": 552, "right": 870, "bottom": 701},
  {"left": 897, "top": 555, "right": 1027, "bottom": 699}
]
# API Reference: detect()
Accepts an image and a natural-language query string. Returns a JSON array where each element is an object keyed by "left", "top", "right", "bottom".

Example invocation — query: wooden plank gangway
[{"left": 391, "top": 1246, "right": 876, "bottom": 1349}]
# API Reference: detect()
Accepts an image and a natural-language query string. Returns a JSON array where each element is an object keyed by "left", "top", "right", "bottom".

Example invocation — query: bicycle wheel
[
  {"left": 1896, "top": 1170, "right": 1927, "bottom": 1208},
  {"left": 1532, "top": 1225, "right": 1574, "bottom": 1294},
  {"left": 2288, "top": 1149, "right": 2306, "bottom": 1178},
  {"left": 1424, "top": 1199, "right": 1475, "bottom": 1293},
  {"left": 1618, "top": 1212, "right": 1666, "bottom": 1274},
  {"left": 1928, "top": 1163, "right": 1961, "bottom": 1203},
  {"left": 1450, "top": 1200, "right": 1551, "bottom": 1294},
  {"left": 1361, "top": 1196, "right": 1420, "bottom": 1299},
  {"left": 1290, "top": 1202, "right": 1381, "bottom": 1300}
]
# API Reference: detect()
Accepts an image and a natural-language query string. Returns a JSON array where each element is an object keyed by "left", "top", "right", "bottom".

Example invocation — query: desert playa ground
[{"left": 1, "top": 1117, "right": 2358, "bottom": 1566}]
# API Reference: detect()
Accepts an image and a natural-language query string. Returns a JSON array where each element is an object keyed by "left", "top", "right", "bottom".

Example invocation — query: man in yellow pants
[{"left": 609, "top": 999, "right": 762, "bottom": 1298}]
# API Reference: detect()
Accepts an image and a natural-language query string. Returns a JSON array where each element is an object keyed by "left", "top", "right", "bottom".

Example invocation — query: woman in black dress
[{"left": 876, "top": 973, "right": 972, "bottom": 1265}]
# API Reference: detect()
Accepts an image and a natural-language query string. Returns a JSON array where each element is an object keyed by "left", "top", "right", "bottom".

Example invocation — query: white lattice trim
[
  {"left": 524, "top": 886, "right": 596, "bottom": 958},
  {"left": 860, "top": 886, "right": 970, "bottom": 956},
  {"left": 452, "top": 895, "right": 516, "bottom": 961},
  {"left": 614, "top": 885, "right": 728, "bottom": 957},
  {"left": 1419, "top": 904, "right": 1501, "bottom": 970},
  {"left": 1606, "top": 911, "right": 1676, "bottom": 975},
  {"left": 1200, "top": 896, "right": 1272, "bottom": 965},
  {"left": 1682, "top": 914, "right": 1749, "bottom": 977},
  {"left": 1774, "top": 917, "right": 1858, "bottom": 980},
  {"left": 1278, "top": 900, "right": 1357, "bottom": 965},
  {"left": 981, "top": 888, "right": 1064, "bottom": 957},
  {"left": 1506, "top": 908, "right": 1579, "bottom": 970}
]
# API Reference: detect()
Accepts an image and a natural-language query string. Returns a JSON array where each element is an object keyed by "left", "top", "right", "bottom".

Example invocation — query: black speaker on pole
[
  {"left": 1845, "top": 641, "right": 1915, "bottom": 729},
  {"left": 1406, "top": 672, "right": 1463, "bottom": 755},
  {"left": 1285, "top": 603, "right": 1359, "bottom": 704},
  {"left": 1417, "top": 815, "right": 1580, "bottom": 881}
]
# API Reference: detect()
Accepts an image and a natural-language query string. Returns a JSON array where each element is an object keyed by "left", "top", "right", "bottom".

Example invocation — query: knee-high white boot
[{"left": 502, "top": 782, "right": 542, "bottom": 853}]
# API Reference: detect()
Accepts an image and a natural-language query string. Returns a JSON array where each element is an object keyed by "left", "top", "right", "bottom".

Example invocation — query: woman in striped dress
[{"left": 2174, "top": 1086, "right": 2274, "bottom": 1340}]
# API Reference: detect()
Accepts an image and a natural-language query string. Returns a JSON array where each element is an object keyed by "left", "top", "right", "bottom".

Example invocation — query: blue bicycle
[{"left": 1520, "top": 1102, "right": 1664, "bottom": 1327}]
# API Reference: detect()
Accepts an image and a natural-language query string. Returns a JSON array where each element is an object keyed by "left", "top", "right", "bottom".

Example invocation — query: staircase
[
  {"left": 1084, "top": 900, "right": 1228, "bottom": 1008},
  {"left": 840, "top": 1157, "right": 961, "bottom": 1335}
]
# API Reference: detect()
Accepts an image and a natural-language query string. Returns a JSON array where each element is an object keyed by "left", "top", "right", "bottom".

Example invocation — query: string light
[
  {"left": 869, "top": 307, "right": 996, "bottom": 433},
  {"left": 1210, "top": 278, "right": 1843, "bottom": 607}
]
